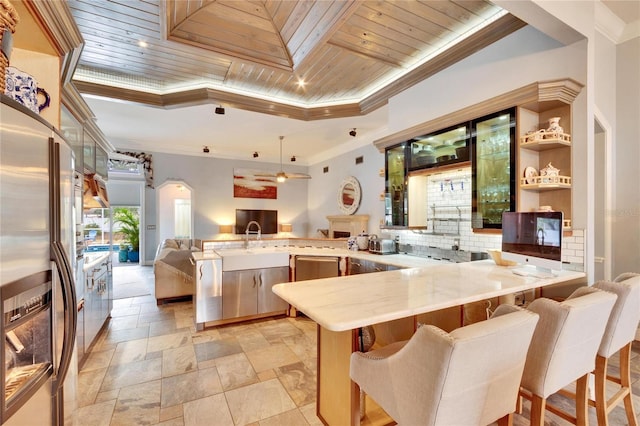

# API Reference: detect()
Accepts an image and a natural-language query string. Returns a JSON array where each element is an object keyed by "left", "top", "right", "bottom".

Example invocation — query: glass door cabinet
[
  {"left": 471, "top": 108, "right": 516, "bottom": 229},
  {"left": 384, "top": 143, "right": 408, "bottom": 226}
]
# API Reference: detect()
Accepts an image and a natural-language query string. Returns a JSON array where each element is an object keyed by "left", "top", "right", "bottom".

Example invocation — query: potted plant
[{"left": 113, "top": 207, "right": 140, "bottom": 263}]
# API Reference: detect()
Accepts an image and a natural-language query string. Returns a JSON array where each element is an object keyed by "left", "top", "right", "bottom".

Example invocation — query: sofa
[{"left": 153, "top": 238, "right": 201, "bottom": 304}]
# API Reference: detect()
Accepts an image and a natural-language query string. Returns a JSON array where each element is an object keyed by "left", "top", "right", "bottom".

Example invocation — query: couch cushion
[{"left": 158, "top": 249, "right": 194, "bottom": 278}]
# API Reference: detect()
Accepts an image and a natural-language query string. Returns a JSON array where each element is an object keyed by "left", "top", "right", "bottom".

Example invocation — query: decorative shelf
[
  {"left": 520, "top": 175, "right": 571, "bottom": 190},
  {"left": 519, "top": 132, "right": 571, "bottom": 151}
]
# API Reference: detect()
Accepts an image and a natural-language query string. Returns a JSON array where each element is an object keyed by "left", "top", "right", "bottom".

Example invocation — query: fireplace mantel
[{"left": 327, "top": 215, "right": 369, "bottom": 238}]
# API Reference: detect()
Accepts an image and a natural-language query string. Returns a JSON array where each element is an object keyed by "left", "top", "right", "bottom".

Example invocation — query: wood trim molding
[
  {"left": 24, "top": 0, "right": 84, "bottom": 85},
  {"left": 373, "top": 78, "right": 584, "bottom": 152},
  {"left": 360, "top": 13, "right": 527, "bottom": 115},
  {"left": 70, "top": 13, "right": 526, "bottom": 122}
]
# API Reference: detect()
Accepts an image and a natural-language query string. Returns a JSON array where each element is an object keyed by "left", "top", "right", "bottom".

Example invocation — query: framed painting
[{"left": 233, "top": 168, "right": 277, "bottom": 199}]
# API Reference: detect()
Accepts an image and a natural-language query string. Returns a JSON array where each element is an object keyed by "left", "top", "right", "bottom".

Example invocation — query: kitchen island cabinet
[
  {"left": 272, "top": 260, "right": 585, "bottom": 425},
  {"left": 222, "top": 267, "right": 289, "bottom": 320}
]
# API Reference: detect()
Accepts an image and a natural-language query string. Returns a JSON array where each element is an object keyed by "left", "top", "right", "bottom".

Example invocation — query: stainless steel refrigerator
[{"left": 0, "top": 97, "right": 77, "bottom": 425}]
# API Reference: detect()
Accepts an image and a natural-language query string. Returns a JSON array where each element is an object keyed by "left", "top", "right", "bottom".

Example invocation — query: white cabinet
[{"left": 222, "top": 267, "right": 289, "bottom": 320}]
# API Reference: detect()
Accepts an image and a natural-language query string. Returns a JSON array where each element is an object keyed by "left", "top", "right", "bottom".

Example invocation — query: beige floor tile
[
  {"left": 108, "top": 315, "right": 140, "bottom": 331},
  {"left": 161, "top": 366, "right": 223, "bottom": 408},
  {"left": 258, "top": 369, "right": 277, "bottom": 381},
  {"left": 299, "top": 402, "right": 324, "bottom": 426},
  {"left": 245, "top": 342, "right": 300, "bottom": 373},
  {"left": 259, "top": 408, "right": 309, "bottom": 426},
  {"left": 257, "top": 320, "right": 304, "bottom": 342},
  {"left": 237, "top": 329, "right": 272, "bottom": 353},
  {"left": 147, "top": 330, "right": 192, "bottom": 353},
  {"left": 225, "top": 378, "right": 297, "bottom": 425},
  {"left": 82, "top": 348, "right": 115, "bottom": 372},
  {"left": 77, "top": 367, "right": 108, "bottom": 407},
  {"left": 95, "top": 388, "right": 119, "bottom": 404},
  {"left": 158, "top": 418, "right": 185, "bottom": 426},
  {"left": 215, "top": 352, "right": 259, "bottom": 391},
  {"left": 162, "top": 344, "right": 198, "bottom": 377},
  {"left": 111, "top": 380, "right": 161, "bottom": 426},
  {"left": 110, "top": 338, "right": 148, "bottom": 366},
  {"left": 275, "top": 361, "right": 316, "bottom": 407},
  {"left": 159, "top": 404, "right": 184, "bottom": 422},
  {"left": 73, "top": 399, "right": 116, "bottom": 426},
  {"left": 183, "top": 394, "right": 234, "bottom": 426},
  {"left": 98, "top": 325, "right": 150, "bottom": 349},
  {"left": 193, "top": 337, "right": 243, "bottom": 362},
  {"left": 100, "top": 358, "right": 162, "bottom": 392}
]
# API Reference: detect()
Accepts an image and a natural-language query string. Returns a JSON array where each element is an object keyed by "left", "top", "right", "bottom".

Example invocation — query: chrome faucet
[{"left": 245, "top": 221, "right": 261, "bottom": 247}]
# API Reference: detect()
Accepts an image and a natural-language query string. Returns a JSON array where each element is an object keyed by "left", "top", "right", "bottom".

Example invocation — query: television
[
  {"left": 501, "top": 211, "right": 563, "bottom": 274},
  {"left": 235, "top": 209, "right": 278, "bottom": 235}
]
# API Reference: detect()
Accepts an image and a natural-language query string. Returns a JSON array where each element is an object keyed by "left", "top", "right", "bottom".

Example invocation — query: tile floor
[{"left": 71, "top": 265, "right": 640, "bottom": 425}]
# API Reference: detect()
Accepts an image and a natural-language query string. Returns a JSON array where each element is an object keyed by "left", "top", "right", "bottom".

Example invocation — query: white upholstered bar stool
[
  {"left": 350, "top": 305, "right": 539, "bottom": 425},
  {"left": 519, "top": 287, "right": 617, "bottom": 426},
  {"left": 590, "top": 274, "right": 640, "bottom": 426}
]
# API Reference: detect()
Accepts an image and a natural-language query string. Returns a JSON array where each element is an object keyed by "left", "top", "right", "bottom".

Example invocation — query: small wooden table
[{"left": 273, "top": 260, "right": 585, "bottom": 425}]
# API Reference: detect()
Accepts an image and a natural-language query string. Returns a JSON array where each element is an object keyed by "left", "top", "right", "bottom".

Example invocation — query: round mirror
[{"left": 337, "top": 176, "right": 361, "bottom": 215}]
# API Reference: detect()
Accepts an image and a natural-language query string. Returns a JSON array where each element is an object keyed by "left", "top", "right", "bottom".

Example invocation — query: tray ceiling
[{"left": 69, "top": 0, "right": 525, "bottom": 120}]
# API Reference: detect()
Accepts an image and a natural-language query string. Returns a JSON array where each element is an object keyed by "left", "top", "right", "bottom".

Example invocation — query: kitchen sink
[{"left": 215, "top": 248, "right": 290, "bottom": 271}]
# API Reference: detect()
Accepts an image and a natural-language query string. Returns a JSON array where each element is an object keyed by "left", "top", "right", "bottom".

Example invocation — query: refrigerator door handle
[{"left": 51, "top": 241, "right": 77, "bottom": 392}]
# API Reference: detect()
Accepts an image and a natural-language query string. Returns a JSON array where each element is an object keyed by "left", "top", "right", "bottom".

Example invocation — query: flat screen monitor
[
  {"left": 235, "top": 209, "right": 278, "bottom": 235},
  {"left": 501, "top": 211, "right": 563, "bottom": 273}
]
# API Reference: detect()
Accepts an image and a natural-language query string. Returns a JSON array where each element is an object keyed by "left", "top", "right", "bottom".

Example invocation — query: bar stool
[
  {"left": 350, "top": 305, "right": 539, "bottom": 425},
  {"left": 519, "top": 287, "right": 617, "bottom": 425},
  {"left": 590, "top": 274, "right": 640, "bottom": 426}
]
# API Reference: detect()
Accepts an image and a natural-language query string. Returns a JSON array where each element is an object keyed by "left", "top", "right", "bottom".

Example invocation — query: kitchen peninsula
[{"left": 272, "top": 261, "right": 585, "bottom": 426}]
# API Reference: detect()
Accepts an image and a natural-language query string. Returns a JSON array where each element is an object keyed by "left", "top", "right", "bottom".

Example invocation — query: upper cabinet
[
  {"left": 60, "top": 105, "right": 83, "bottom": 172},
  {"left": 5, "top": 1, "right": 113, "bottom": 173},
  {"left": 384, "top": 143, "right": 408, "bottom": 227},
  {"left": 375, "top": 78, "right": 583, "bottom": 232},
  {"left": 471, "top": 108, "right": 516, "bottom": 230}
]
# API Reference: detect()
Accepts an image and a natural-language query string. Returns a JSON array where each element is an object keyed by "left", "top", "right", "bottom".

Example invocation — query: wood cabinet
[{"left": 517, "top": 103, "right": 573, "bottom": 229}]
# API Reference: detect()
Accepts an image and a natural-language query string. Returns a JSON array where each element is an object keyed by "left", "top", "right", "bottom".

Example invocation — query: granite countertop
[{"left": 272, "top": 260, "right": 586, "bottom": 332}]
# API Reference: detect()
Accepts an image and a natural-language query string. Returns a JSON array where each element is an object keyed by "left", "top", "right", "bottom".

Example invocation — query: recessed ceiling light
[
  {"left": 138, "top": 41, "right": 148, "bottom": 48},
  {"left": 296, "top": 78, "right": 305, "bottom": 88}
]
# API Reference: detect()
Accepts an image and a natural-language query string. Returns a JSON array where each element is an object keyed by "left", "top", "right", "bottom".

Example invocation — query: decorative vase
[
  {"left": 546, "top": 117, "right": 563, "bottom": 134},
  {"left": 127, "top": 250, "right": 139, "bottom": 263},
  {"left": 118, "top": 248, "right": 128, "bottom": 262}
]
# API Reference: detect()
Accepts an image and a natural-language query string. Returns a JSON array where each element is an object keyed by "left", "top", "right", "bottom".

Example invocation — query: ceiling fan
[{"left": 259, "top": 136, "right": 311, "bottom": 182}]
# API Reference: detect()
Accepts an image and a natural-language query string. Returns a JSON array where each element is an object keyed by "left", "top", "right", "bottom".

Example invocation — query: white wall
[
  {"left": 612, "top": 37, "right": 640, "bottom": 275},
  {"left": 143, "top": 152, "right": 310, "bottom": 262},
  {"left": 307, "top": 143, "right": 385, "bottom": 235}
]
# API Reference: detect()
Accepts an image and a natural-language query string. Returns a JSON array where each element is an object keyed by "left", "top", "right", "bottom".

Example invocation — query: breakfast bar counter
[{"left": 272, "top": 260, "right": 585, "bottom": 425}]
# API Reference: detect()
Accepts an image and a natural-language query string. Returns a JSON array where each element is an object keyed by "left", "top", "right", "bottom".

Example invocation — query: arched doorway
[{"left": 157, "top": 180, "right": 194, "bottom": 243}]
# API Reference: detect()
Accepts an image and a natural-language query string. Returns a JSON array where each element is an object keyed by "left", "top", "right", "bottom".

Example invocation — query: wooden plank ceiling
[{"left": 68, "top": 0, "right": 524, "bottom": 120}]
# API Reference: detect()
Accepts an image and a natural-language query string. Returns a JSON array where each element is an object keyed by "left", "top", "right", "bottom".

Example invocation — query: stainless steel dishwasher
[{"left": 295, "top": 256, "right": 340, "bottom": 281}]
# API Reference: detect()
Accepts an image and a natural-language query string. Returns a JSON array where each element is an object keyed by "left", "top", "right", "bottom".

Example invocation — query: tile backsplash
[{"left": 381, "top": 168, "right": 584, "bottom": 271}]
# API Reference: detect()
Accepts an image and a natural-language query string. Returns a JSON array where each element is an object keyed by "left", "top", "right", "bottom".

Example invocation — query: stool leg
[
  {"left": 576, "top": 374, "right": 589, "bottom": 426},
  {"left": 497, "top": 413, "right": 513, "bottom": 426},
  {"left": 530, "top": 394, "right": 546, "bottom": 426},
  {"left": 620, "top": 342, "right": 638, "bottom": 426},
  {"left": 594, "top": 355, "right": 609, "bottom": 426}
]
